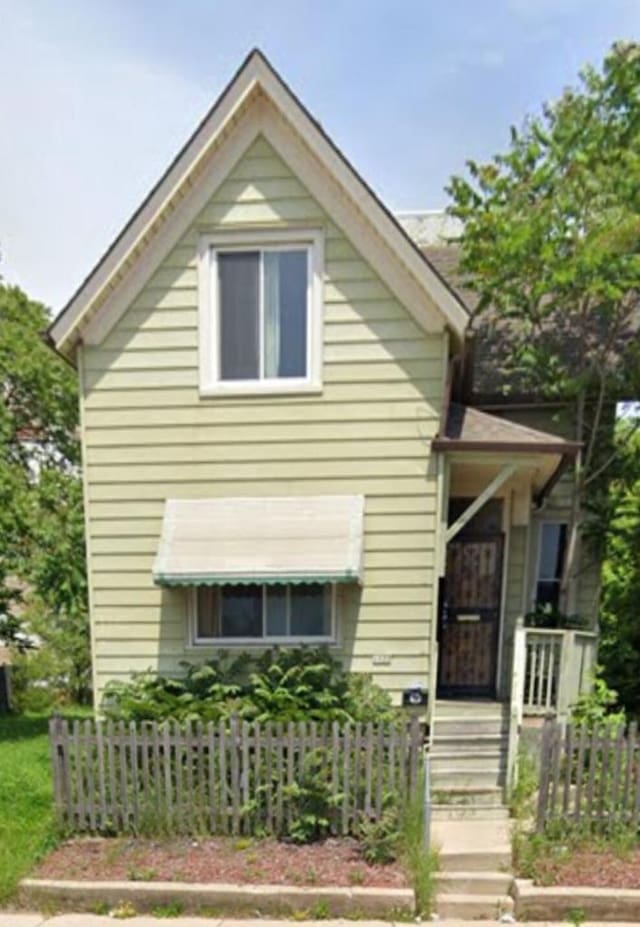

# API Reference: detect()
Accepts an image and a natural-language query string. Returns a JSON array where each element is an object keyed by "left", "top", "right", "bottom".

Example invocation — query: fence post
[
  {"left": 536, "top": 718, "right": 554, "bottom": 831},
  {"left": 49, "top": 714, "right": 69, "bottom": 827}
]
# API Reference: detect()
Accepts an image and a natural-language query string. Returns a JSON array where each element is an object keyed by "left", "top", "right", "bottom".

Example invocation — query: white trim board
[{"left": 49, "top": 50, "right": 468, "bottom": 359}]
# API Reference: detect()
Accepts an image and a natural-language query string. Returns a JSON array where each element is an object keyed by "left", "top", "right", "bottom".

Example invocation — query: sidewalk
[{"left": 3, "top": 917, "right": 640, "bottom": 927}]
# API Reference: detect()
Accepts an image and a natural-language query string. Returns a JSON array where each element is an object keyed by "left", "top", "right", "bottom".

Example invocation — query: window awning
[{"left": 152, "top": 495, "right": 365, "bottom": 586}]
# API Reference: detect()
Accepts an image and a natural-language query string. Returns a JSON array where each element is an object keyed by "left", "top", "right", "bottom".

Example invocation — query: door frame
[{"left": 437, "top": 531, "right": 505, "bottom": 699}]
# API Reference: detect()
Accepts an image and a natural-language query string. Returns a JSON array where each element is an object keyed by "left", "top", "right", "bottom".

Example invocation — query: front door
[{"left": 438, "top": 534, "right": 504, "bottom": 698}]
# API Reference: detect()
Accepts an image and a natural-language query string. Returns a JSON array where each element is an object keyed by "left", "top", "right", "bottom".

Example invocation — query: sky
[{"left": 1, "top": 0, "right": 639, "bottom": 314}]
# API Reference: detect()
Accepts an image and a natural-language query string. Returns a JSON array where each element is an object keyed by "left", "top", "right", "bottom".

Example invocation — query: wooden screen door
[{"left": 438, "top": 535, "right": 504, "bottom": 698}]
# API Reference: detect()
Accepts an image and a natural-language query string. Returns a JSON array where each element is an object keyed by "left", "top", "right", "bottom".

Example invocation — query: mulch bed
[
  {"left": 532, "top": 848, "right": 640, "bottom": 888},
  {"left": 34, "top": 837, "right": 408, "bottom": 888}
]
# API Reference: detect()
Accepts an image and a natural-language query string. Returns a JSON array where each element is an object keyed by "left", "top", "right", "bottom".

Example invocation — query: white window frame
[
  {"left": 198, "top": 228, "right": 324, "bottom": 396},
  {"left": 532, "top": 519, "right": 568, "bottom": 608},
  {"left": 189, "top": 582, "right": 337, "bottom": 646}
]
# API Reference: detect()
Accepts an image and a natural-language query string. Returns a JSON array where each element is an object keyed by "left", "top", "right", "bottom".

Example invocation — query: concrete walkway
[{"left": 3, "top": 917, "right": 640, "bottom": 927}]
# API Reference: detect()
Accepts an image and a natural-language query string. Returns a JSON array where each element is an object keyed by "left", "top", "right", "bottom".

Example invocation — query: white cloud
[{"left": 0, "top": 3, "right": 210, "bottom": 313}]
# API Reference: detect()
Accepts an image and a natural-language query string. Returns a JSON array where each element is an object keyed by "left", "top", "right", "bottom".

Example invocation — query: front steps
[
  {"left": 433, "top": 819, "right": 514, "bottom": 920},
  {"left": 430, "top": 700, "right": 514, "bottom": 919},
  {"left": 430, "top": 699, "right": 510, "bottom": 819}
]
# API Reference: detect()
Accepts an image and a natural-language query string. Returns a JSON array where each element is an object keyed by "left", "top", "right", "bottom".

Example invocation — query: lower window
[{"left": 194, "top": 583, "right": 335, "bottom": 643}]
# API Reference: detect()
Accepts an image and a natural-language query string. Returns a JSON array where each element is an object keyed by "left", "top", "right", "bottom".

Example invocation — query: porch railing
[
  {"left": 521, "top": 627, "right": 598, "bottom": 718},
  {"left": 507, "top": 625, "right": 598, "bottom": 789}
]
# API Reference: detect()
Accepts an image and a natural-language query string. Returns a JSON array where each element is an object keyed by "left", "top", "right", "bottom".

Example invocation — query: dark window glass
[
  {"left": 218, "top": 251, "right": 260, "bottom": 380},
  {"left": 536, "top": 580, "right": 561, "bottom": 610},
  {"left": 265, "top": 586, "right": 288, "bottom": 636},
  {"left": 538, "top": 523, "right": 567, "bottom": 579},
  {"left": 220, "top": 585, "right": 262, "bottom": 637},
  {"left": 290, "top": 584, "right": 330, "bottom": 636},
  {"left": 535, "top": 523, "right": 567, "bottom": 609}
]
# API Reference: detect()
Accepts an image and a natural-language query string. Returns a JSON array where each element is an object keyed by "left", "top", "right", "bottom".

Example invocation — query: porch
[{"left": 429, "top": 403, "right": 596, "bottom": 804}]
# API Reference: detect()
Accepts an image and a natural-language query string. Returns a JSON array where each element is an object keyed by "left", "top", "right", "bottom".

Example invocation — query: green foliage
[
  {"left": 102, "top": 647, "right": 394, "bottom": 725},
  {"left": 359, "top": 805, "right": 402, "bottom": 864},
  {"left": 284, "top": 747, "right": 341, "bottom": 843},
  {"left": 399, "top": 775, "right": 439, "bottom": 917},
  {"left": 0, "top": 282, "right": 90, "bottom": 704},
  {"left": 448, "top": 42, "right": 640, "bottom": 606},
  {"left": 600, "top": 420, "right": 640, "bottom": 716},
  {"left": 570, "top": 666, "right": 626, "bottom": 730},
  {"left": 151, "top": 901, "right": 184, "bottom": 918},
  {"left": 515, "top": 821, "right": 638, "bottom": 885},
  {"left": 524, "top": 604, "right": 589, "bottom": 630},
  {"left": 449, "top": 41, "right": 640, "bottom": 407},
  {"left": 0, "top": 710, "right": 90, "bottom": 902},
  {"left": 101, "top": 650, "right": 402, "bottom": 845},
  {"left": 567, "top": 908, "right": 587, "bottom": 926},
  {"left": 510, "top": 745, "right": 539, "bottom": 820}
]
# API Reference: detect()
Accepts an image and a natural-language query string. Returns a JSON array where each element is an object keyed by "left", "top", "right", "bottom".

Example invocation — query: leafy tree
[
  {"left": 0, "top": 282, "right": 90, "bottom": 702},
  {"left": 448, "top": 41, "right": 640, "bottom": 613},
  {"left": 599, "top": 421, "right": 640, "bottom": 715}
]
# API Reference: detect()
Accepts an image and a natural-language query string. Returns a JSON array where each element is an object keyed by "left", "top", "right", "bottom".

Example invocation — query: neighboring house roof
[
  {"left": 48, "top": 49, "right": 469, "bottom": 360},
  {"left": 433, "top": 403, "right": 580, "bottom": 455}
]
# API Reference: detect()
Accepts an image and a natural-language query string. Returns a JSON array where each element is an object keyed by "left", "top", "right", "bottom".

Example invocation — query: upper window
[
  {"left": 534, "top": 522, "right": 567, "bottom": 609},
  {"left": 198, "top": 230, "right": 323, "bottom": 395},
  {"left": 193, "top": 582, "right": 335, "bottom": 643}
]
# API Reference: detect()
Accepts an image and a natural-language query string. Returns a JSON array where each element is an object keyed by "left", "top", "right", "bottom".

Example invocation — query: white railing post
[
  {"left": 556, "top": 629, "right": 576, "bottom": 720},
  {"left": 507, "top": 623, "right": 527, "bottom": 793}
]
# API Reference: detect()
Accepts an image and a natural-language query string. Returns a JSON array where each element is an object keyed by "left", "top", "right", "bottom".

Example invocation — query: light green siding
[{"left": 81, "top": 136, "right": 446, "bottom": 704}]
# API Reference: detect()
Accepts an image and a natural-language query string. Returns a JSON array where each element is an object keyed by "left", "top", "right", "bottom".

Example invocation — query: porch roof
[
  {"left": 432, "top": 403, "right": 581, "bottom": 455},
  {"left": 152, "top": 495, "right": 365, "bottom": 587}
]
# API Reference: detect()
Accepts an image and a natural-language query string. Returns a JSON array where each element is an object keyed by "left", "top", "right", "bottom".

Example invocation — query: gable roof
[{"left": 48, "top": 49, "right": 469, "bottom": 359}]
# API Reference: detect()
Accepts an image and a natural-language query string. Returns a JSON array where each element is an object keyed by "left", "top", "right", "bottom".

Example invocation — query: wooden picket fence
[
  {"left": 50, "top": 716, "right": 424, "bottom": 836},
  {"left": 536, "top": 718, "right": 640, "bottom": 832}
]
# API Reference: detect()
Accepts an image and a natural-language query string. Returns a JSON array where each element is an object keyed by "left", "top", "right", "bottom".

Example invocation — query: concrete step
[
  {"left": 434, "top": 718, "right": 509, "bottom": 736},
  {"left": 435, "top": 699, "right": 508, "bottom": 715},
  {"left": 431, "top": 785, "right": 505, "bottom": 806},
  {"left": 431, "top": 767, "right": 506, "bottom": 788},
  {"left": 439, "top": 848, "right": 512, "bottom": 871},
  {"left": 434, "top": 892, "right": 514, "bottom": 919},
  {"left": 431, "top": 749, "right": 505, "bottom": 767},
  {"left": 431, "top": 803, "right": 509, "bottom": 820},
  {"left": 432, "top": 732, "right": 508, "bottom": 752},
  {"left": 437, "top": 870, "right": 514, "bottom": 895}
]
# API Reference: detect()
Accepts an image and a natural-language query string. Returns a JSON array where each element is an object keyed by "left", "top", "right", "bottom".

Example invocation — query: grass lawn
[{"left": 0, "top": 711, "right": 89, "bottom": 905}]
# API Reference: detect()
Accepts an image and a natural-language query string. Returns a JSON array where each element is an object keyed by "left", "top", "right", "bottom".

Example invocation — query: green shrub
[
  {"left": 284, "top": 747, "right": 341, "bottom": 843},
  {"left": 570, "top": 666, "right": 626, "bottom": 731},
  {"left": 359, "top": 805, "right": 402, "bottom": 864},
  {"left": 102, "top": 647, "right": 394, "bottom": 725}
]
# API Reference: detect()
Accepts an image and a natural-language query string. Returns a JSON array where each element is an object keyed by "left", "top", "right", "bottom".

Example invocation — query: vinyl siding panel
[{"left": 82, "top": 135, "right": 445, "bottom": 703}]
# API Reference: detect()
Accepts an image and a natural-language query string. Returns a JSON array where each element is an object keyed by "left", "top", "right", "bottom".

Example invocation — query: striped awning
[{"left": 152, "top": 495, "right": 365, "bottom": 586}]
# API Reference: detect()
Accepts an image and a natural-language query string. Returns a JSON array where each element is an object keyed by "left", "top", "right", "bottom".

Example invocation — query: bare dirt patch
[
  {"left": 34, "top": 836, "right": 408, "bottom": 888},
  {"left": 532, "top": 847, "right": 640, "bottom": 888}
]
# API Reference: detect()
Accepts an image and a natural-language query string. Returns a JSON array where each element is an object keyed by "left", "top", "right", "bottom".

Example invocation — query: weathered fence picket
[
  {"left": 536, "top": 718, "right": 640, "bottom": 831},
  {"left": 49, "top": 716, "right": 423, "bottom": 837}
]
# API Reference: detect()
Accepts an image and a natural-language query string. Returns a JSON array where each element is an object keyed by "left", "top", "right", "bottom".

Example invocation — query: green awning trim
[{"left": 155, "top": 572, "right": 360, "bottom": 587}]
